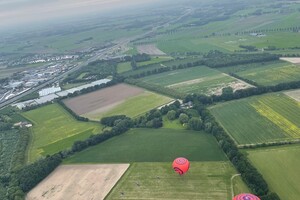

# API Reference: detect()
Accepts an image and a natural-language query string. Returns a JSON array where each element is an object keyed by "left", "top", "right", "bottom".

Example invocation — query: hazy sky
[{"left": 0, "top": 0, "right": 156, "bottom": 29}]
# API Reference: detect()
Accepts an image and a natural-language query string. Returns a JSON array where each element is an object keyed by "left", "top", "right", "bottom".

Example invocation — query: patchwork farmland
[
  {"left": 106, "top": 162, "right": 248, "bottom": 200},
  {"left": 219, "top": 60, "right": 300, "bottom": 86},
  {"left": 64, "top": 84, "right": 173, "bottom": 120},
  {"left": 64, "top": 128, "right": 249, "bottom": 199},
  {"left": 22, "top": 104, "right": 102, "bottom": 162},
  {"left": 246, "top": 144, "right": 300, "bottom": 200},
  {"left": 140, "top": 66, "right": 253, "bottom": 95},
  {"left": 210, "top": 93, "right": 300, "bottom": 145}
]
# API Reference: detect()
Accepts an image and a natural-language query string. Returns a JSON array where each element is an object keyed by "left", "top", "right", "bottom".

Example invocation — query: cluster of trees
[
  {"left": 16, "top": 154, "right": 62, "bottom": 193},
  {"left": 100, "top": 115, "right": 128, "bottom": 127},
  {"left": 124, "top": 53, "right": 151, "bottom": 63},
  {"left": 203, "top": 51, "right": 279, "bottom": 68},
  {"left": 238, "top": 45, "right": 258, "bottom": 52}
]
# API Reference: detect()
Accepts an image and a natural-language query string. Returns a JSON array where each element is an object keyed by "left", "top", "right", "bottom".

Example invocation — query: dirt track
[
  {"left": 26, "top": 164, "right": 130, "bottom": 200},
  {"left": 64, "top": 84, "right": 144, "bottom": 115},
  {"left": 280, "top": 57, "right": 300, "bottom": 64}
]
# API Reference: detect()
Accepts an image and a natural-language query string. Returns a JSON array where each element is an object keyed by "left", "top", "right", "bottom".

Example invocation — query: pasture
[
  {"left": 140, "top": 66, "right": 252, "bottom": 95},
  {"left": 22, "top": 103, "right": 102, "bottom": 162},
  {"left": 26, "top": 164, "right": 129, "bottom": 200},
  {"left": 219, "top": 61, "right": 300, "bottom": 86},
  {"left": 64, "top": 84, "right": 172, "bottom": 120},
  {"left": 106, "top": 162, "right": 248, "bottom": 200},
  {"left": 246, "top": 144, "right": 300, "bottom": 200},
  {"left": 64, "top": 128, "right": 227, "bottom": 163},
  {"left": 209, "top": 93, "right": 300, "bottom": 145}
]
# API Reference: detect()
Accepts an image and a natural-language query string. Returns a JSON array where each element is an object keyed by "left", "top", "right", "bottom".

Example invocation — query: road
[{"left": 0, "top": 8, "right": 194, "bottom": 110}]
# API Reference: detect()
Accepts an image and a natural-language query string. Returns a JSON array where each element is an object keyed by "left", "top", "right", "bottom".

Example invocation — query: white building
[{"left": 39, "top": 86, "right": 61, "bottom": 97}]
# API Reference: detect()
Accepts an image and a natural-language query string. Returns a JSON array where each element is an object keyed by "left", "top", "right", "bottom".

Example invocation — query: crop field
[
  {"left": 210, "top": 93, "right": 300, "bottom": 145},
  {"left": 140, "top": 66, "right": 252, "bottom": 95},
  {"left": 26, "top": 164, "right": 130, "bottom": 200},
  {"left": 137, "top": 44, "right": 166, "bottom": 55},
  {"left": 0, "top": 130, "right": 19, "bottom": 175},
  {"left": 64, "top": 128, "right": 227, "bottom": 163},
  {"left": 22, "top": 103, "right": 102, "bottom": 162},
  {"left": 246, "top": 144, "right": 300, "bottom": 200},
  {"left": 64, "top": 84, "right": 172, "bottom": 120},
  {"left": 106, "top": 162, "right": 248, "bottom": 200},
  {"left": 87, "top": 91, "right": 172, "bottom": 120},
  {"left": 219, "top": 61, "right": 300, "bottom": 86}
]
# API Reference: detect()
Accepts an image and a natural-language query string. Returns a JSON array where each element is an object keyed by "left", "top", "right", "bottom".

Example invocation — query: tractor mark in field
[
  {"left": 251, "top": 101, "right": 300, "bottom": 138},
  {"left": 167, "top": 78, "right": 205, "bottom": 88}
]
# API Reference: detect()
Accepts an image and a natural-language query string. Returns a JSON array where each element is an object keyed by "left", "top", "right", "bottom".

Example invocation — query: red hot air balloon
[
  {"left": 172, "top": 157, "right": 190, "bottom": 175},
  {"left": 233, "top": 193, "right": 260, "bottom": 200}
]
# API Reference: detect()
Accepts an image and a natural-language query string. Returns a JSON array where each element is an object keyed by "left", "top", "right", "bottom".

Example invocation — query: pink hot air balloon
[
  {"left": 233, "top": 193, "right": 260, "bottom": 200},
  {"left": 172, "top": 157, "right": 190, "bottom": 175}
]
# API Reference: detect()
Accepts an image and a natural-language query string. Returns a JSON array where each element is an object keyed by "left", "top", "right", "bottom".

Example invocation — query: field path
[{"left": 231, "top": 174, "right": 241, "bottom": 198}]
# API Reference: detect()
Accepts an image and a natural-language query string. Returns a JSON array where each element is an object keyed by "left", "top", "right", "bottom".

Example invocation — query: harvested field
[
  {"left": 280, "top": 57, "right": 300, "bottom": 64},
  {"left": 26, "top": 164, "right": 130, "bottom": 200},
  {"left": 64, "top": 84, "right": 144, "bottom": 115},
  {"left": 137, "top": 44, "right": 166, "bottom": 56},
  {"left": 285, "top": 89, "right": 300, "bottom": 102}
]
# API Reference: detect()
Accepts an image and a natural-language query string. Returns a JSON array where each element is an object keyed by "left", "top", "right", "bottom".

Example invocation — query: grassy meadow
[
  {"left": 22, "top": 103, "right": 102, "bottom": 162},
  {"left": 210, "top": 93, "right": 300, "bottom": 145},
  {"left": 64, "top": 128, "right": 227, "bottom": 163},
  {"left": 219, "top": 61, "right": 300, "bottom": 86},
  {"left": 83, "top": 91, "right": 172, "bottom": 120},
  {"left": 246, "top": 144, "right": 300, "bottom": 200},
  {"left": 140, "top": 66, "right": 246, "bottom": 95},
  {"left": 106, "top": 162, "right": 248, "bottom": 200}
]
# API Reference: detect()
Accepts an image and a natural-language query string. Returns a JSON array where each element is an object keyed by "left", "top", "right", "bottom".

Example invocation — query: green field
[
  {"left": 64, "top": 128, "right": 227, "bottom": 163},
  {"left": 84, "top": 91, "right": 172, "bottom": 120},
  {"left": 22, "top": 103, "right": 102, "bottom": 162},
  {"left": 210, "top": 93, "right": 300, "bottom": 145},
  {"left": 140, "top": 66, "right": 246, "bottom": 95},
  {"left": 106, "top": 162, "right": 248, "bottom": 200},
  {"left": 137, "top": 56, "right": 173, "bottom": 67},
  {"left": 117, "top": 62, "right": 132, "bottom": 74},
  {"left": 246, "top": 144, "right": 300, "bottom": 200},
  {"left": 219, "top": 61, "right": 300, "bottom": 86}
]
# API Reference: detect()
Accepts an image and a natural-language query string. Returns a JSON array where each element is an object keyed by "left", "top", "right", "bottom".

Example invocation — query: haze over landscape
[{"left": 1, "top": 0, "right": 300, "bottom": 200}]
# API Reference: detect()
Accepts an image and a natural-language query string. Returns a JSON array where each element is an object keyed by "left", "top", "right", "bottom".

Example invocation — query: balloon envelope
[
  {"left": 172, "top": 157, "right": 190, "bottom": 175},
  {"left": 233, "top": 193, "right": 260, "bottom": 200}
]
